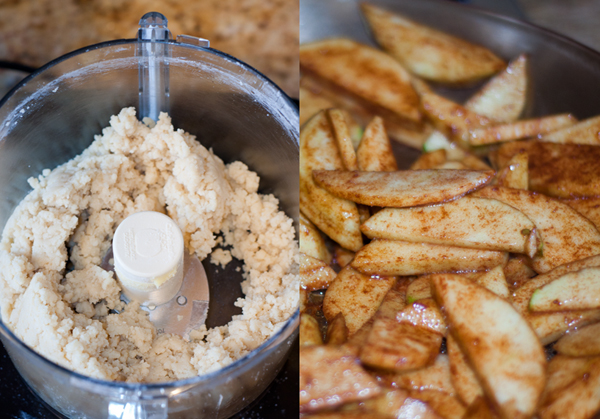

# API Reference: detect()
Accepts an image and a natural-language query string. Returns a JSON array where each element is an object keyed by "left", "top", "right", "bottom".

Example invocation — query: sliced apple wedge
[
  {"left": 363, "top": 388, "right": 443, "bottom": 419},
  {"left": 356, "top": 116, "right": 398, "bottom": 172},
  {"left": 539, "top": 355, "right": 600, "bottom": 419},
  {"left": 474, "top": 265, "right": 510, "bottom": 299},
  {"left": 463, "top": 397, "right": 499, "bottom": 419},
  {"left": 361, "top": 3, "right": 505, "bottom": 84},
  {"left": 512, "top": 254, "right": 600, "bottom": 314},
  {"left": 300, "top": 38, "right": 421, "bottom": 123},
  {"left": 447, "top": 334, "right": 484, "bottom": 406},
  {"left": 351, "top": 239, "right": 506, "bottom": 276},
  {"left": 326, "top": 313, "right": 349, "bottom": 346},
  {"left": 460, "top": 154, "right": 492, "bottom": 170},
  {"left": 300, "top": 212, "right": 331, "bottom": 264},
  {"left": 410, "top": 149, "right": 447, "bottom": 170},
  {"left": 491, "top": 140, "right": 600, "bottom": 198},
  {"left": 554, "top": 322, "right": 600, "bottom": 356},
  {"left": 301, "top": 73, "right": 430, "bottom": 150},
  {"left": 407, "top": 275, "right": 433, "bottom": 303},
  {"left": 464, "top": 54, "right": 528, "bottom": 123},
  {"left": 511, "top": 255, "right": 600, "bottom": 343},
  {"left": 299, "top": 86, "right": 335, "bottom": 127},
  {"left": 360, "top": 197, "right": 538, "bottom": 256},
  {"left": 300, "top": 345, "right": 381, "bottom": 412},
  {"left": 300, "top": 313, "right": 323, "bottom": 346},
  {"left": 563, "top": 196, "right": 600, "bottom": 231},
  {"left": 430, "top": 273, "right": 546, "bottom": 419},
  {"left": 381, "top": 354, "right": 454, "bottom": 395},
  {"left": 323, "top": 265, "right": 396, "bottom": 335},
  {"left": 421, "top": 91, "right": 492, "bottom": 143},
  {"left": 360, "top": 320, "right": 442, "bottom": 372},
  {"left": 527, "top": 311, "right": 600, "bottom": 345},
  {"left": 409, "top": 390, "right": 467, "bottom": 419},
  {"left": 434, "top": 161, "right": 468, "bottom": 170},
  {"left": 540, "top": 115, "right": 600, "bottom": 145},
  {"left": 313, "top": 169, "right": 494, "bottom": 208},
  {"left": 395, "top": 298, "right": 447, "bottom": 335},
  {"left": 328, "top": 109, "right": 359, "bottom": 171},
  {"left": 529, "top": 267, "right": 600, "bottom": 312},
  {"left": 503, "top": 255, "right": 536, "bottom": 290},
  {"left": 300, "top": 253, "right": 337, "bottom": 291},
  {"left": 475, "top": 186, "right": 600, "bottom": 273},
  {"left": 333, "top": 245, "right": 355, "bottom": 269},
  {"left": 495, "top": 151, "right": 528, "bottom": 190},
  {"left": 469, "top": 114, "right": 575, "bottom": 146},
  {"left": 300, "top": 111, "right": 363, "bottom": 251},
  {"left": 542, "top": 354, "right": 593, "bottom": 406}
]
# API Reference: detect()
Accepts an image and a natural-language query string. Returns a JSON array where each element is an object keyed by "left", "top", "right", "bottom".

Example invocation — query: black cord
[{"left": 0, "top": 60, "right": 37, "bottom": 74}]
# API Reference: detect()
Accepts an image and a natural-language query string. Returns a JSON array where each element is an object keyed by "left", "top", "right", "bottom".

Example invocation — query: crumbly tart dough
[{"left": 0, "top": 107, "right": 299, "bottom": 382}]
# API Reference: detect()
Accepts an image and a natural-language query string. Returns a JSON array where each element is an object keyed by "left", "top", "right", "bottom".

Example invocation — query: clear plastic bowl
[{"left": 0, "top": 39, "right": 299, "bottom": 419}]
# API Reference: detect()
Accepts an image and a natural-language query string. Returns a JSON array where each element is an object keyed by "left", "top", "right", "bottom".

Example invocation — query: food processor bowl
[{"left": 0, "top": 37, "right": 299, "bottom": 418}]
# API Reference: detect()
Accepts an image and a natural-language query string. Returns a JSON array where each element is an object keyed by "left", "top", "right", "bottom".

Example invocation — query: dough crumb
[{"left": 0, "top": 107, "right": 298, "bottom": 382}]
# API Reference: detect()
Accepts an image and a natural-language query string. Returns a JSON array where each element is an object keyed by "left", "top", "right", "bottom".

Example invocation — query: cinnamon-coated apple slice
[
  {"left": 313, "top": 169, "right": 494, "bottom": 208},
  {"left": 431, "top": 273, "right": 546, "bottom": 419}
]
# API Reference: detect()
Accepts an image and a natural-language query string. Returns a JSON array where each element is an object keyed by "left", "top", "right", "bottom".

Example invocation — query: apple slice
[
  {"left": 300, "top": 253, "right": 337, "bottom": 291},
  {"left": 360, "top": 320, "right": 442, "bottom": 372},
  {"left": 503, "top": 255, "right": 536, "bottom": 290},
  {"left": 540, "top": 115, "right": 600, "bottom": 145},
  {"left": 300, "top": 212, "right": 331, "bottom": 264},
  {"left": 495, "top": 151, "right": 528, "bottom": 190},
  {"left": 510, "top": 251, "right": 600, "bottom": 344},
  {"left": 410, "top": 149, "right": 447, "bottom": 170},
  {"left": 460, "top": 154, "right": 492, "bottom": 170},
  {"left": 407, "top": 275, "right": 433, "bottom": 303},
  {"left": 435, "top": 161, "right": 467, "bottom": 169},
  {"left": 300, "top": 86, "right": 335, "bottom": 127},
  {"left": 464, "top": 54, "right": 527, "bottom": 123},
  {"left": 356, "top": 116, "right": 398, "bottom": 172},
  {"left": 326, "top": 313, "right": 349, "bottom": 346},
  {"left": 469, "top": 114, "right": 575, "bottom": 146},
  {"left": 323, "top": 265, "right": 396, "bottom": 335},
  {"left": 542, "top": 354, "right": 593, "bottom": 406},
  {"left": 512, "top": 254, "right": 600, "bottom": 313},
  {"left": 363, "top": 388, "right": 443, "bottom": 419},
  {"left": 491, "top": 140, "right": 600, "bottom": 198},
  {"left": 300, "top": 38, "right": 420, "bottom": 123},
  {"left": 421, "top": 91, "right": 492, "bottom": 144},
  {"left": 300, "top": 313, "right": 323, "bottom": 346},
  {"left": 301, "top": 73, "right": 430, "bottom": 150},
  {"left": 300, "top": 345, "right": 381, "bottom": 412},
  {"left": 475, "top": 186, "right": 600, "bottom": 273},
  {"left": 447, "top": 334, "right": 484, "bottom": 406},
  {"left": 328, "top": 109, "right": 359, "bottom": 171},
  {"left": 430, "top": 273, "right": 546, "bottom": 419},
  {"left": 381, "top": 354, "right": 454, "bottom": 395},
  {"left": 361, "top": 197, "right": 538, "bottom": 256},
  {"left": 333, "top": 245, "right": 355, "bottom": 269},
  {"left": 300, "top": 111, "right": 363, "bottom": 251},
  {"left": 313, "top": 169, "right": 494, "bottom": 208},
  {"left": 554, "top": 322, "right": 600, "bottom": 357},
  {"left": 474, "top": 265, "right": 510, "bottom": 299},
  {"left": 563, "top": 197, "right": 600, "bottom": 231},
  {"left": 351, "top": 239, "right": 506, "bottom": 276},
  {"left": 395, "top": 298, "right": 447, "bottom": 335},
  {"left": 527, "top": 311, "right": 600, "bottom": 345},
  {"left": 463, "top": 397, "right": 499, "bottom": 419},
  {"left": 529, "top": 266, "right": 600, "bottom": 312},
  {"left": 361, "top": 3, "right": 505, "bottom": 84},
  {"left": 539, "top": 355, "right": 600, "bottom": 419},
  {"left": 409, "top": 390, "right": 467, "bottom": 419}
]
